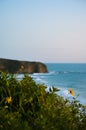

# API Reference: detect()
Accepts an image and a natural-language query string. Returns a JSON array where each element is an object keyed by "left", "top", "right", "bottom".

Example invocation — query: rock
[{"left": 0, "top": 58, "right": 48, "bottom": 74}]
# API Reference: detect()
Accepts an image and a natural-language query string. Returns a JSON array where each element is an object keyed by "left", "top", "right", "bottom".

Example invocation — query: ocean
[{"left": 30, "top": 63, "right": 86, "bottom": 105}]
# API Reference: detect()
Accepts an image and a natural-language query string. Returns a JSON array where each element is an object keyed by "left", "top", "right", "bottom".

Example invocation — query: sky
[{"left": 0, "top": 0, "right": 86, "bottom": 63}]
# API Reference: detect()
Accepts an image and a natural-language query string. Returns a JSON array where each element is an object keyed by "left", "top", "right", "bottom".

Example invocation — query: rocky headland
[{"left": 0, "top": 58, "right": 48, "bottom": 74}]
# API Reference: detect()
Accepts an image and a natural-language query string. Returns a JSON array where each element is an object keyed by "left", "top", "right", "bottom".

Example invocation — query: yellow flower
[
  {"left": 68, "top": 88, "right": 75, "bottom": 96},
  {"left": 6, "top": 96, "right": 12, "bottom": 104}
]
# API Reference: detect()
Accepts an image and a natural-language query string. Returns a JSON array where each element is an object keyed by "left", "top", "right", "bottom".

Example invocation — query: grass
[{"left": 0, "top": 71, "right": 86, "bottom": 130}]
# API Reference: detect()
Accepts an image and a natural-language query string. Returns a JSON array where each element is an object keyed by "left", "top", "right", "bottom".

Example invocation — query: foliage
[{"left": 0, "top": 71, "right": 86, "bottom": 130}]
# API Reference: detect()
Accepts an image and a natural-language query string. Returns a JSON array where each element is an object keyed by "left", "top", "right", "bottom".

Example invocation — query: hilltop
[{"left": 0, "top": 58, "right": 48, "bottom": 74}]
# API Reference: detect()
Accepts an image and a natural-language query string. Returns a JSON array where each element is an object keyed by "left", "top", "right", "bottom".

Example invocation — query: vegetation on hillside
[{"left": 0, "top": 71, "right": 86, "bottom": 130}]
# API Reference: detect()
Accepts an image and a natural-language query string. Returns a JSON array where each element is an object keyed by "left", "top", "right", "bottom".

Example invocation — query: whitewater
[
  {"left": 29, "top": 63, "right": 86, "bottom": 105},
  {"left": 17, "top": 63, "right": 86, "bottom": 105}
]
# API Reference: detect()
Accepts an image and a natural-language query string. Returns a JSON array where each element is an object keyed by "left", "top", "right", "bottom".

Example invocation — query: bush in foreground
[{"left": 0, "top": 71, "right": 86, "bottom": 130}]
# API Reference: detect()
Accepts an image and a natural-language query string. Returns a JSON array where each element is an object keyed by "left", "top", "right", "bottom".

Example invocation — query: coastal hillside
[
  {"left": 0, "top": 58, "right": 48, "bottom": 74},
  {"left": 0, "top": 72, "right": 86, "bottom": 130}
]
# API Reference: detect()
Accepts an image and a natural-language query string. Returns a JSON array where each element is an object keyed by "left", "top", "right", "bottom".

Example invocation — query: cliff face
[{"left": 0, "top": 58, "right": 48, "bottom": 74}]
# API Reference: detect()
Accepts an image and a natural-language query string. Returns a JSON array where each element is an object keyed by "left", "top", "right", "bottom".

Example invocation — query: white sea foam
[
  {"left": 36, "top": 77, "right": 42, "bottom": 81},
  {"left": 49, "top": 71, "right": 56, "bottom": 75},
  {"left": 17, "top": 63, "right": 86, "bottom": 105},
  {"left": 17, "top": 74, "right": 24, "bottom": 79}
]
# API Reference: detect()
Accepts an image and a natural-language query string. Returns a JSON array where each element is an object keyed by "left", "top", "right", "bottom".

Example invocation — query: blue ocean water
[{"left": 30, "top": 63, "right": 86, "bottom": 105}]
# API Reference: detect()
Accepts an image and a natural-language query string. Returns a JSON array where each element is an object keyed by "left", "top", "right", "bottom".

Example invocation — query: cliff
[{"left": 0, "top": 58, "right": 48, "bottom": 74}]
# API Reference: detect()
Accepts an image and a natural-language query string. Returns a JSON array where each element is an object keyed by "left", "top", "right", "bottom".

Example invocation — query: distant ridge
[{"left": 0, "top": 58, "right": 48, "bottom": 74}]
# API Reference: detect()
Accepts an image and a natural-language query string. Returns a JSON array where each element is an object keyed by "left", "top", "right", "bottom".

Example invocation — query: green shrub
[{"left": 0, "top": 71, "right": 86, "bottom": 130}]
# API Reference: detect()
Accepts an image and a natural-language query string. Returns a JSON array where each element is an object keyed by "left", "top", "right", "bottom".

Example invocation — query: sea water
[{"left": 30, "top": 63, "right": 86, "bottom": 105}]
